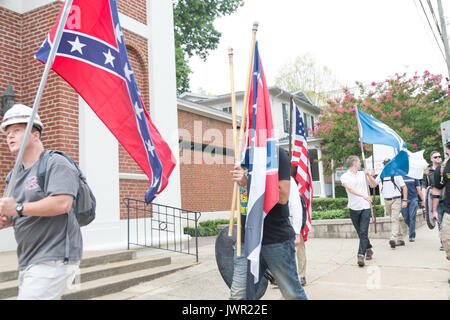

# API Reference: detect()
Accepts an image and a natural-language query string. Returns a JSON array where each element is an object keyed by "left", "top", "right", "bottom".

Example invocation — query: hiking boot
[
  {"left": 366, "top": 248, "right": 374, "bottom": 260},
  {"left": 357, "top": 254, "right": 365, "bottom": 267},
  {"left": 389, "top": 240, "right": 396, "bottom": 248},
  {"left": 396, "top": 240, "right": 405, "bottom": 246}
]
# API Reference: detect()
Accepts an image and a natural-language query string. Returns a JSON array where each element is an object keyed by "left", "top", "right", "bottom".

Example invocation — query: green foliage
[
  {"left": 184, "top": 218, "right": 236, "bottom": 237},
  {"left": 312, "top": 205, "right": 384, "bottom": 220},
  {"left": 334, "top": 185, "right": 347, "bottom": 198},
  {"left": 173, "top": 0, "right": 244, "bottom": 94},
  {"left": 313, "top": 71, "right": 450, "bottom": 175}
]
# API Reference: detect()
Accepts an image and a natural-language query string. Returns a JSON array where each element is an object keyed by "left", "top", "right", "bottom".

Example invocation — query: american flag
[{"left": 291, "top": 105, "right": 312, "bottom": 241}]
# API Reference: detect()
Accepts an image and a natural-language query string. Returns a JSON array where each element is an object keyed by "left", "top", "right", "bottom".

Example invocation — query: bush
[
  {"left": 184, "top": 218, "right": 236, "bottom": 237},
  {"left": 313, "top": 197, "right": 381, "bottom": 211},
  {"left": 312, "top": 205, "right": 384, "bottom": 220}
]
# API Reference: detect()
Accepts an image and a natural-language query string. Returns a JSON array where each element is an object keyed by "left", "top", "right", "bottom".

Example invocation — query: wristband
[
  {"left": 431, "top": 194, "right": 440, "bottom": 199},
  {"left": 402, "top": 200, "right": 407, "bottom": 202}
]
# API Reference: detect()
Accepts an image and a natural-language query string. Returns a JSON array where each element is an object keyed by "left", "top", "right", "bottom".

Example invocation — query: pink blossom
[
  {"left": 412, "top": 144, "right": 417, "bottom": 148},
  {"left": 371, "top": 82, "right": 376, "bottom": 86},
  {"left": 440, "top": 111, "right": 444, "bottom": 116},
  {"left": 394, "top": 99, "right": 398, "bottom": 104}
]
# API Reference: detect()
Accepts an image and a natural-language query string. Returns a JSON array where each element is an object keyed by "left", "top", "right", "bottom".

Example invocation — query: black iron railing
[{"left": 124, "top": 198, "right": 201, "bottom": 262}]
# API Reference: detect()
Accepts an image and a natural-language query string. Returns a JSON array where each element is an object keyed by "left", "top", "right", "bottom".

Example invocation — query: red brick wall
[
  {"left": 117, "top": 0, "right": 147, "bottom": 25},
  {"left": 178, "top": 110, "right": 235, "bottom": 212}
]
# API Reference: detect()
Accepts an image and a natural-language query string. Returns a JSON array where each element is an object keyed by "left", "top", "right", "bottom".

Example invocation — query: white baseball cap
[{"left": 1, "top": 104, "right": 43, "bottom": 133}]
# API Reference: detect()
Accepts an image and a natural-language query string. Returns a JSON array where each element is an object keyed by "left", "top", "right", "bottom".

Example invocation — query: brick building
[{"left": 0, "top": 0, "right": 181, "bottom": 251}]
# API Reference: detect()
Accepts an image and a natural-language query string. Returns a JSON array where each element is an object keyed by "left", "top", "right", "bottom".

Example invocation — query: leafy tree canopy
[
  {"left": 313, "top": 71, "right": 450, "bottom": 175},
  {"left": 173, "top": 0, "right": 244, "bottom": 94}
]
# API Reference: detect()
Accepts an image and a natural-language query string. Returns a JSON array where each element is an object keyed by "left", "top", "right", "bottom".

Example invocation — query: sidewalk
[{"left": 97, "top": 224, "right": 449, "bottom": 300}]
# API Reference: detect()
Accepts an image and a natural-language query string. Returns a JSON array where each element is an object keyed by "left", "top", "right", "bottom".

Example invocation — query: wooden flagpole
[
  {"left": 227, "top": 47, "right": 238, "bottom": 237},
  {"left": 233, "top": 22, "right": 259, "bottom": 257}
]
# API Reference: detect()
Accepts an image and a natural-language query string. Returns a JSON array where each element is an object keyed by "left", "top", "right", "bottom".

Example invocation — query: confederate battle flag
[{"left": 35, "top": 0, "right": 176, "bottom": 203}]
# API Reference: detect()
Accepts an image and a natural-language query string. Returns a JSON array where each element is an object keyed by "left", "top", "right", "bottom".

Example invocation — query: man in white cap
[{"left": 0, "top": 104, "right": 82, "bottom": 300}]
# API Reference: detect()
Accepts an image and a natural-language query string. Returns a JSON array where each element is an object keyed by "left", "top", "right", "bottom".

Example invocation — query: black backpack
[{"left": 38, "top": 150, "right": 96, "bottom": 227}]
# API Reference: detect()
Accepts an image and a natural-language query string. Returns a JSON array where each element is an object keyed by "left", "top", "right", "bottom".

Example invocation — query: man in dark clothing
[
  {"left": 423, "top": 151, "right": 445, "bottom": 230},
  {"left": 229, "top": 148, "right": 307, "bottom": 300}
]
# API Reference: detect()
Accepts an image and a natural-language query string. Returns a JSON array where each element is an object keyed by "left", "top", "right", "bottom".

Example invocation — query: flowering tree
[{"left": 313, "top": 71, "right": 450, "bottom": 175}]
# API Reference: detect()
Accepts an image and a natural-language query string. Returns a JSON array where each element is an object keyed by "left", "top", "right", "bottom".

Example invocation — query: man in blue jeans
[
  {"left": 341, "top": 155, "right": 377, "bottom": 267},
  {"left": 229, "top": 148, "right": 307, "bottom": 300},
  {"left": 402, "top": 175, "right": 423, "bottom": 242}
]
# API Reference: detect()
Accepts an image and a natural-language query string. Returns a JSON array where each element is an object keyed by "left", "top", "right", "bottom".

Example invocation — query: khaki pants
[
  {"left": 440, "top": 213, "right": 450, "bottom": 260},
  {"left": 296, "top": 236, "right": 306, "bottom": 278},
  {"left": 385, "top": 198, "right": 407, "bottom": 241}
]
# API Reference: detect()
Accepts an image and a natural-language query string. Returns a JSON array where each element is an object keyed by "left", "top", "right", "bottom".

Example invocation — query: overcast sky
[{"left": 188, "top": 0, "right": 449, "bottom": 96}]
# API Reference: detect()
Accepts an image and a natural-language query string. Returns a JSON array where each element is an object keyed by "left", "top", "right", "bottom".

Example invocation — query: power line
[{"left": 415, "top": 0, "right": 447, "bottom": 62}]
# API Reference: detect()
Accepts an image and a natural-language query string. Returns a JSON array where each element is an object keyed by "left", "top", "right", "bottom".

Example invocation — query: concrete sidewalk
[{"left": 96, "top": 224, "right": 449, "bottom": 300}]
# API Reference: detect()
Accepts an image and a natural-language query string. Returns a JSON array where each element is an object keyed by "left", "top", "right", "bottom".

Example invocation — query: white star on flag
[
  {"left": 134, "top": 102, "right": 143, "bottom": 120},
  {"left": 103, "top": 49, "right": 115, "bottom": 67},
  {"left": 68, "top": 36, "right": 86, "bottom": 54},
  {"left": 124, "top": 63, "right": 133, "bottom": 82},
  {"left": 146, "top": 140, "right": 155, "bottom": 157},
  {"left": 152, "top": 177, "right": 159, "bottom": 188},
  {"left": 114, "top": 24, "right": 123, "bottom": 44}
]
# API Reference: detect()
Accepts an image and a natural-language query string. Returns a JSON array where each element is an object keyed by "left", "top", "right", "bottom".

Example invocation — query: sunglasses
[{"left": 433, "top": 155, "right": 441, "bottom": 159}]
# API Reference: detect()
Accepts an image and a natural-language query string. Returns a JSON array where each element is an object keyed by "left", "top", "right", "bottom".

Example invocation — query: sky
[{"left": 188, "top": 0, "right": 449, "bottom": 96}]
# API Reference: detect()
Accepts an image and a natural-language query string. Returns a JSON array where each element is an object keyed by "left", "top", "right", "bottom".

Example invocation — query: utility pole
[{"left": 437, "top": 0, "right": 450, "bottom": 79}]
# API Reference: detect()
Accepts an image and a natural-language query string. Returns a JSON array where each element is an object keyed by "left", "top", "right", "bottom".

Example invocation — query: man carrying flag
[
  {"left": 229, "top": 41, "right": 306, "bottom": 300},
  {"left": 35, "top": 0, "right": 175, "bottom": 203}
]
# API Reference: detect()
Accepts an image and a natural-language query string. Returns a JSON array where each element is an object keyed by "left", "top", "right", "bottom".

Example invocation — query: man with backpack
[
  {"left": 0, "top": 104, "right": 82, "bottom": 300},
  {"left": 375, "top": 158, "right": 408, "bottom": 249}
]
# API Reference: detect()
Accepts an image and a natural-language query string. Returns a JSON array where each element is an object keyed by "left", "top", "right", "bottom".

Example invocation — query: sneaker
[
  {"left": 396, "top": 240, "right": 405, "bottom": 246},
  {"left": 440, "top": 245, "right": 444, "bottom": 251},
  {"left": 409, "top": 237, "right": 415, "bottom": 242},
  {"left": 389, "top": 240, "right": 396, "bottom": 249},
  {"left": 357, "top": 254, "right": 365, "bottom": 267},
  {"left": 366, "top": 249, "right": 374, "bottom": 260}
]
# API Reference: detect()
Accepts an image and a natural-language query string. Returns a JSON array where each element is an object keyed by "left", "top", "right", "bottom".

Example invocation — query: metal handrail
[{"left": 124, "top": 198, "right": 201, "bottom": 262}]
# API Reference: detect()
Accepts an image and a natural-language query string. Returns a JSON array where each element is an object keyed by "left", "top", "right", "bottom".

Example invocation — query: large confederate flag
[{"left": 35, "top": 0, "right": 176, "bottom": 203}]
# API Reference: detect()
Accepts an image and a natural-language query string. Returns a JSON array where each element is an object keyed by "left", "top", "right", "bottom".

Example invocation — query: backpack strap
[{"left": 37, "top": 150, "right": 50, "bottom": 192}]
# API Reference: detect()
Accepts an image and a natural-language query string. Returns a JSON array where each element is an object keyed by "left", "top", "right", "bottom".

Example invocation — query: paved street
[{"left": 97, "top": 223, "right": 449, "bottom": 300}]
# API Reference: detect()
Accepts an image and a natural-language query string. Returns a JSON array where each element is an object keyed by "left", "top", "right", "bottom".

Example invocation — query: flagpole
[
  {"left": 3, "top": 0, "right": 73, "bottom": 198},
  {"left": 234, "top": 22, "right": 258, "bottom": 257},
  {"left": 227, "top": 47, "right": 239, "bottom": 238},
  {"left": 355, "top": 107, "right": 377, "bottom": 233},
  {"left": 289, "top": 95, "right": 294, "bottom": 159}
]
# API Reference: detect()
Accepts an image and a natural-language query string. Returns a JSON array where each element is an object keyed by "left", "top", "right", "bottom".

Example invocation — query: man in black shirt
[
  {"left": 432, "top": 141, "right": 450, "bottom": 282},
  {"left": 229, "top": 148, "right": 307, "bottom": 300},
  {"left": 423, "top": 151, "right": 444, "bottom": 231}
]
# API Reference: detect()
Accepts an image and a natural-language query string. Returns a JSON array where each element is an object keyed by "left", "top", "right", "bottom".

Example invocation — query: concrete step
[
  {"left": 0, "top": 251, "right": 178, "bottom": 300},
  {"left": 0, "top": 250, "right": 136, "bottom": 284},
  {"left": 62, "top": 261, "right": 194, "bottom": 300}
]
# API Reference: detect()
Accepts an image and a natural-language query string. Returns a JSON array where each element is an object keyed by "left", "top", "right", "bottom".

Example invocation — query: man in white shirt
[
  {"left": 340, "top": 155, "right": 377, "bottom": 267},
  {"left": 375, "top": 158, "right": 408, "bottom": 249}
]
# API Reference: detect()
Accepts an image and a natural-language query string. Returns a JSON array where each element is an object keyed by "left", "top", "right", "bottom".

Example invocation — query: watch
[{"left": 16, "top": 203, "right": 24, "bottom": 217}]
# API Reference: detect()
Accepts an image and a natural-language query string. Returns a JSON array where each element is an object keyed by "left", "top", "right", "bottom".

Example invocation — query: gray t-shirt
[{"left": 7, "top": 152, "right": 82, "bottom": 270}]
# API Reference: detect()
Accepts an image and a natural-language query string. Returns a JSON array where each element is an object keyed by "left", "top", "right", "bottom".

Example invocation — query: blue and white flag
[{"left": 356, "top": 108, "right": 409, "bottom": 178}]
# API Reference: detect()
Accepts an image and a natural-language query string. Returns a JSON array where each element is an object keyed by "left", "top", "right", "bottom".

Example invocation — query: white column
[
  {"left": 318, "top": 147, "right": 326, "bottom": 198},
  {"left": 78, "top": 97, "right": 127, "bottom": 250},
  {"left": 147, "top": 0, "right": 181, "bottom": 208}
]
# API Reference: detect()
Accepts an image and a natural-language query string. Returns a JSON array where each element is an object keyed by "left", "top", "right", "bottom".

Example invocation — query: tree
[
  {"left": 274, "top": 53, "right": 341, "bottom": 106},
  {"left": 313, "top": 71, "right": 450, "bottom": 175},
  {"left": 173, "top": 0, "right": 244, "bottom": 94}
]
